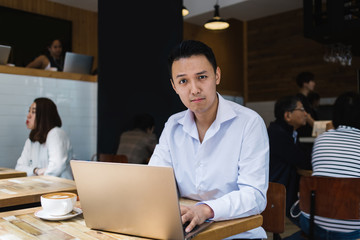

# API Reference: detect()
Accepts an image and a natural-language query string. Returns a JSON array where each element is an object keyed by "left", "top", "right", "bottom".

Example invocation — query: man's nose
[{"left": 190, "top": 81, "right": 200, "bottom": 94}]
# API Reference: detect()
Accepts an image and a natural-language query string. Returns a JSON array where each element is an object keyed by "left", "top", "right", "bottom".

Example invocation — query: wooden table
[
  {"left": 0, "top": 175, "right": 77, "bottom": 209},
  {"left": 0, "top": 167, "right": 27, "bottom": 179},
  {"left": 297, "top": 168, "right": 313, "bottom": 177},
  {"left": 180, "top": 198, "right": 263, "bottom": 239},
  {"left": 0, "top": 202, "right": 262, "bottom": 240}
]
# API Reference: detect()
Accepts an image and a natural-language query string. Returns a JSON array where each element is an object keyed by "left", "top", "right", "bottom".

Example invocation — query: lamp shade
[
  {"left": 182, "top": 6, "right": 189, "bottom": 16},
  {"left": 204, "top": 4, "right": 229, "bottom": 30}
]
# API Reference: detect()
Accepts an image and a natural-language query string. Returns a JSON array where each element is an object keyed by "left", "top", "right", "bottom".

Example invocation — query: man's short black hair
[
  {"left": 274, "top": 95, "right": 300, "bottom": 120},
  {"left": 332, "top": 91, "right": 360, "bottom": 129},
  {"left": 296, "top": 72, "right": 314, "bottom": 87},
  {"left": 167, "top": 40, "right": 217, "bottom": 79}
]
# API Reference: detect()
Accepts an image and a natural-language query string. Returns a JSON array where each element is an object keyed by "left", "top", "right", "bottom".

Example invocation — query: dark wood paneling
[
  {"left": 184, "top": 9, "right": 359, "bottom": 103},
  {"left": 184, "top": 19, "right": 245, "bottom": 97},
  {"left": 247, "top": 9, "right": 359, "bottom": 102}
]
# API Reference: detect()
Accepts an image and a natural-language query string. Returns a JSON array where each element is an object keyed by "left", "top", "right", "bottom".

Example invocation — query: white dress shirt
[
  {"left": 149, "top": 94, "right": 269, "bottom": 239},
  {"left": 15, "top": 127, "right": 73, "bottom": 179}
]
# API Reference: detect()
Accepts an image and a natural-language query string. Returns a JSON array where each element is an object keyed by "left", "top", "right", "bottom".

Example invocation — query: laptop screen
[
  {"left": 63, "top": 52, "right": 93, "bottom": 74},
  {"left": 0, "top": 45, "right": 11, "bottom": 65},
  {"left": 70, "top": 160, "right": 185, "bottom": 239}
]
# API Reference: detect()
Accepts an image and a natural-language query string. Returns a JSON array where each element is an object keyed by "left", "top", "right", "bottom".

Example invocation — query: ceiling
[
  {"left": 48, "top": 0, "right": 303, "bottom": 25},
  {"left": 183, "top": 0, "right": 303, "bottom": 25},
  {"left": 48, "top": 0, "right": 98, "bottom": 12}
]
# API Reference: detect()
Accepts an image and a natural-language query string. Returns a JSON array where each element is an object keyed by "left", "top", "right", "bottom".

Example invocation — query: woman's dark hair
[
  {"left": 167, "top": 40, "right": 217, "bottom": 78},
  {"left": 332, "top": 91, "right": 360, "bottom": 129},
  {"left": 274, "top": 95, "right": 300, "bottom": 120},
  {"left": 42, "top": 39, "right": 63, "bottom": 55},
  {"left": 29, "top": 97, "right": 62, "bottom": 144}
]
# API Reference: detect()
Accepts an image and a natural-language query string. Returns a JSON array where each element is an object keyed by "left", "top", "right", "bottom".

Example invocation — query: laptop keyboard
[{"left": 183, "top": 221, "right": 199, "bottom": 234}]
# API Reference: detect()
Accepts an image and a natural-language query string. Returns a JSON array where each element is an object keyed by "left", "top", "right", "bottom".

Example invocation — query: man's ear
[
  {"left": 284, "top": 111, "right": 291, "bottom": 122},
  {"left": 170, "top": 78, "right": 178, "bottom": 94},
  {"left": 215, "top": 66, "right": 221, "bottom": 85}
]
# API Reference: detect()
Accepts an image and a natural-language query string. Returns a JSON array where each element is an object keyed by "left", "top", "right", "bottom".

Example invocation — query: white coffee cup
[
  {"left": 47, "top": 67, "right": 58, "bottom": 71},
  {"left": 41, "top": 192, "right": 77, "bottom": 216}
]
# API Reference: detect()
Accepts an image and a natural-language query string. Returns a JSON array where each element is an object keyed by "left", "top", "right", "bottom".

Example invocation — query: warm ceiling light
[
  {"left": 204, "top": 3, "right": 229, "bottom": 30},
  {"left": 182, "top": 6, "right": 189, "bottom": 16}
]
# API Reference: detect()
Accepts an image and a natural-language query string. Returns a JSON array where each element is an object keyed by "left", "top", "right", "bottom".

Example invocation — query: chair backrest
[
  {"left": 98, "top": 154, "right": 128, "bottom": 163},
  {"left": 262, "top": 182, "right": 286, "bottom": 234},
  {"left": 299, "top": 176, "right": 360, "bottom": 219}
]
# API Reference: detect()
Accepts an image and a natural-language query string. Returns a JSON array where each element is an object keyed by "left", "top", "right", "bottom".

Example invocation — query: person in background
[
  {"left": 15, "top": 97, "right": 73, "bottom": 179},
  {"left": 148, "top": 40, "right": 269, "bottom": 239},
  {"left": 26, "top": 39, "right": 64, "bottom": 71},
  {"left": 295, "top": 72, "right": 317, "bottom": 137},
  {"left": 307, "top": 91, "right": 320, "bottom": 121},
  {"left": 299, "top": 91, "right": 360, "bottom": 239},
  {"left": 268, "top": 95, "right": 312, "bottom": 227},
  {"left": 116, "top": 113, "right": 157, "bottom": 164}
]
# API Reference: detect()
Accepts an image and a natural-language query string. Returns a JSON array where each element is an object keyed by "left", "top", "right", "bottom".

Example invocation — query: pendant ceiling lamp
[
  {"left": 182, "top": 5, "right": 189, "bottom": 16},
  {"left": 204, "top": 0, "right": 229, "bottom": 30}
]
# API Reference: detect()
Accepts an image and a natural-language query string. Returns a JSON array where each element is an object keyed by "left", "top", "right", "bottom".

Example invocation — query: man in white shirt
[{"left": 148, "top": 40, "right": 269, "bottom": 239}]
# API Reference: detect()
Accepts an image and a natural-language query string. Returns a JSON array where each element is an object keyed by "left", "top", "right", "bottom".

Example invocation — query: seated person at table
[
  {"left": 268, "top": 95, "right": 312, "bottom": 226},
  {"left": 26, "top": 39, "right": 64, "bottom": 71},
  {"left": 15, "top": 97, "right": 73, "bottom": 179},
  {"left": 299, "top": 91, "right": 360, "bottom": 239},
  {"left": 116, "top": 113, "right": 157, "bottom": 164},
  {"left": 148, "top": 40, "right": 269, "bottom": 239}
]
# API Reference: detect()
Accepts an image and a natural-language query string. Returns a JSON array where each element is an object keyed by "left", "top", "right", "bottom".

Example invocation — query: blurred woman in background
[
  {"left": 15, "top": 97, "right": 73, "bottom": 179},
  {"left": 26, "top": 39, "right": 64, "bottom": 71}
]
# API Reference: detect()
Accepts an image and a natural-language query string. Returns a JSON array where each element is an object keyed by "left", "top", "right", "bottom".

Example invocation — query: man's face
[
  {"left": 304, "top": 80, "right": 316, "bottom": 92},
  {"left": 170, "top": 55, "right": 220, "bottom": 116},
  {"left": 286, "top": 101, "right": 307, "bottom": 130}
]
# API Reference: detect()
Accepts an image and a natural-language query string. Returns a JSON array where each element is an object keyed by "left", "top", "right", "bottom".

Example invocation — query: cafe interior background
[{"left": 0, "top": 0, "right": 359, "bottom": 168}]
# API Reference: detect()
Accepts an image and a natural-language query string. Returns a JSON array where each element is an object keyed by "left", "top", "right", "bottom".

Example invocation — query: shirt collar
[
  {"left": 178, "top": 93, "right": 237, "bottom": 141},
  {"left": 292, "top": 130, "right": 298, "bottom": 143}
]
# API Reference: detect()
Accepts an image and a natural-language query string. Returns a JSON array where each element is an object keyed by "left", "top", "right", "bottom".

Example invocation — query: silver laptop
[
  {"left": 0, "top": 45, "right": 11, "bottom": 65},
  {"left": 70, "top": 160, "right": 212, "bottom": 240},
  {"left": 63, "top": 52, "right": 93, "bottom": 74}
]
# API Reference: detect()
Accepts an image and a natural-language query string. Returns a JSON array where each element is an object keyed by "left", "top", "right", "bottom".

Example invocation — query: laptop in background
[
  {"left": 70, "top": 160, "right": 212, "bottom": 240},
  {"left": 312, "top": 120, "right": 331, "bottom": 137},
  {"left": 0, "top": 45, "right": 11, "bottom": 65},
  {"left": 63, "top": 52, "right": 93, "bottom": 74}
]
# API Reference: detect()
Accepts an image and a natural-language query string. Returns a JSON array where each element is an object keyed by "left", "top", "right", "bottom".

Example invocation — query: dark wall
[
  {"left": 98, "top": 1, "right": 184, "bottom": 154},
  {"left": 247, "top": 8, "right": 359, "bottom": 102}
]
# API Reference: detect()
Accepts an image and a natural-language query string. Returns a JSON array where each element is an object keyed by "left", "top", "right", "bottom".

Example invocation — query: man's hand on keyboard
[{"left": 180, "top": 203, "right": 214, "bottom": 233}]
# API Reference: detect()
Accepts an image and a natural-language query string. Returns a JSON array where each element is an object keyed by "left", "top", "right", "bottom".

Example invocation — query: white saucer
[{"left": 34, "top": 207, "right": 82, "bottom": 221}]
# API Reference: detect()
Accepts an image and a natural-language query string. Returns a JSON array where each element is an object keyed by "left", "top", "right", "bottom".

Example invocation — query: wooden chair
[
  {"left": 299, "top": 176, "right": 360, "bottom": 240},
  {"left": 98, "top": 153, "right": 128, "bottom": 163},
  {"left": 262, "top": 182, "right": 286, "bottom": 240}
]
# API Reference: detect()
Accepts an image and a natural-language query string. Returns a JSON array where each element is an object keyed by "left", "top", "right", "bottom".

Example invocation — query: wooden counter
[
  {"left": 0, "top": 168, "right": 26, "bottom": 179},
  {"left": 0, "top": 202, "right": 262, "bottom": 240},
  {"left": 0, "top": 65, "right": 97, "bottom": 82}
]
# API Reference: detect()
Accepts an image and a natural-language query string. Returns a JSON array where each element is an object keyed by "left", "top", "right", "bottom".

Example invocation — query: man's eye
[
  {"left": 179, "top": 79, "right": 187, "bottom": 84},
  {"left": 198, "top": 75, "right": 207, "bottom": 80}
]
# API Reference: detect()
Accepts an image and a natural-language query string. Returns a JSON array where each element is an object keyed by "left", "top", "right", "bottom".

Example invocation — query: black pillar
[{"left": 98, "top": 1, "right": 184, "bottom": 154}]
